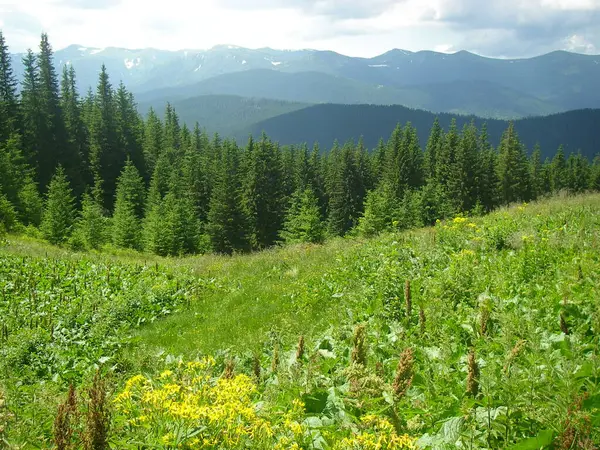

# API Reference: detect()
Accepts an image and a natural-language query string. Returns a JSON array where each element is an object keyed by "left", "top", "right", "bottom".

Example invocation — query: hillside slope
[
  {"left": 3, "top": 194, "right": 599, "bottom": 447},
  {"left": 137, "top": 94, "right": 310, "bottom": 136},
  {"left": 245, "top": 104, "right": 600, "bottom": 158}
]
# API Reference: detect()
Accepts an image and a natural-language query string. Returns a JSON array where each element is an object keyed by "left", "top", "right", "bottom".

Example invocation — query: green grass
[{"left": 1, "top": 193, "right": 600, "bottom": 448}]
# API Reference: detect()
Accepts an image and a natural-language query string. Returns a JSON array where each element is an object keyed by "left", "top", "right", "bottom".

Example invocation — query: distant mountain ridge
[
  {"left": 243, "top": 105, "right": 600, "bottom": 160},
  {"left": 10, "top": 44, "right": 600, "bottom": 118}
]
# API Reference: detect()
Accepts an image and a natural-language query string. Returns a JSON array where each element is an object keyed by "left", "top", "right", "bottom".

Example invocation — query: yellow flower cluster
[
  {"left": 334, "top": 415, "right": 417, "bottom": 449},
  {"left": 114, "top": 356, "right": 275, "bottom": 448}
]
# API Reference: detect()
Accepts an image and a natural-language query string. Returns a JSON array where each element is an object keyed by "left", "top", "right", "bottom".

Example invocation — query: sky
[{"left": 1, "top": 0, "right": 600, "bottom": 58}]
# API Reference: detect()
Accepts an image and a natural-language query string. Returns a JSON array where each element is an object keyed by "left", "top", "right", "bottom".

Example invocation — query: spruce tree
[
  {"left": 477, "top": 125, "right": 499, "bottom": 212},
  {"left": 17, "top": 175, "right": 43, "bottom": 227},
  {"left": 357, "top": 182, "right": 397, "bottom": 236},
  {"left": 281, "top": 187, "right": 325, "bottom": 244},
  {"left": 0, "top": 31, "right": 20, "bottom": 143},
  {"left": 447, "top": 121, "right": 479, "bottom": 212},
  {"left": 116, "top": 83, "right": 144, "bottom": 171},
  {"left": 142, "top": 168, "right": 168, "bottom": 255},
  {"left": 207, "top": 140, "right": 249, "bottom": 254},
  {"left": 73, "top": 193, "right": 107, "bottom": 249},
  {"left": 328, "top": 143, "right": 356, "bottom": 236},
  {"left": 60, "top": 65, "right": 86, "bottom": 194},
  {"left": 89, "top": 65, "right": 121, "bottom": 210},
  {"left": 20, "top": 49, "right": 44, "bottom": 172},
  {"left": 40, "top": 166, "right": 76, "bottom": 244},
  {"left": 529, "top": 144, "right": 543, "bottom": 200},
  {"left": 38, "top": 33, "right": 70, "bottom": 191},
  {"left": 142, "top": 108, "right": 164, "bottom": 178},
  {"left": 496, "top": 123, "right": 530, "bottom": 205},
  {"left": 242, "top": 133, "right": 284, "bottom": 249},
  {"left": 566, "top": 152, "right": 590, "bottom": 193},
  {"left": 0, "top": 193, "right": 17, "bottom": 231},
  {"left": 550, "top": 145, "right": 568, "bottom": 193},
  {"left": 112, "top": 159, "right": 146, "bottom": 249},
  {"left": 591, "top": 155, "right": 600, "bottom": 191},
  {"left": 423, "top": 118, "right": 442, "bottom": 182}
]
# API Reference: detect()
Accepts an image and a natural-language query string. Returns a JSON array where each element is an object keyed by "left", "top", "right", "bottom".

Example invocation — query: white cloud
[{"left": 1, "top": 0, "right": 599, "bottom": 58}]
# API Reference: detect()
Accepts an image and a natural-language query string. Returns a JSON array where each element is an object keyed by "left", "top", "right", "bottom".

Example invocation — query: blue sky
[{"left": 1, "top": 0, "right": 599, "bottom": 57}]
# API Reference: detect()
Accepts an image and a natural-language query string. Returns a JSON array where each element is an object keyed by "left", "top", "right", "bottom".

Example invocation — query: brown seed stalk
[
  {"left": 252, "top": 354, "right": 261, "bottom": 380},
  {"left": 83, "top": 371, "right": 110, "bottom": 450},
  {"left": 560, "top": 313, "right": 570, "bottom": 335},
  {"left": 271, "top": 344, "right": 280, "bottom": 373},
  {"left": 466, "top": 349, "right": 480, "bottom": 398},
  {"left": 419, "top": 305, "right": 426, "bottom": 334},
  {"left": 405, "top": 280, "right": 412, "bottom": 318},
  {"left": 351, "top": 324, "right": 367, "bottom": 366},
  {"left": 393, "top": 348, "right": 414, "bottom": 399},
  {"left": 222, "top": 359, "right": 235, "bottom": 379},
  {"left": 296, "top": 335, "right": 305, "bottom": 363}
]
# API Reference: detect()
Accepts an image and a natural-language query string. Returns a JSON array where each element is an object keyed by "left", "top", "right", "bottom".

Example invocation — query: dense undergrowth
[{"left": 1, "top": 194, "right": 599, "bottom": 448}]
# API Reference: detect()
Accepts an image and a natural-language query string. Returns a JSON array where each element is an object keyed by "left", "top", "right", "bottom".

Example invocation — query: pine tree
[
  {"left": 529, "top": 144, "right": 543, "bottom": 200},
  {"left": 550, "top": 145, "right": 568, "bottom": 193},
  {"left": 242, "top": 133, "right": 284, "bottom": 249},
  {"left": 142, "top": 168, "right": 168, "bottom": 255},
  {"left": 207, "top": 140, "right": 249, "bottom": 254},
  {"left": 328, "top": 143, "right": 356, "bottom": 236},
  {"left": 112, "top": 160, "right": 146, "bottom": 249},
  {"left": 357, "top": 182, "right": 397, "bottom": 236},
  {"left": 591, "top": 155, "right": 600, "bottom": 191},
  {"left": 38, "top": 33, "right": 70, "bottom": 191},
  {"left": 281, "top": 187, "right": 325, "bottom": 244},
  {"left": 142, "top": 108, "right": 164, "bottom": 178},
  {"left": 477, "top": 124, "right": 499, "bottom": 211},
  {"left": 60, "top": 65, "right": 86, "bottom": 194},
  {"left": 0, "top": 31, "right": 20, "bottom": 143},
  {"left": 73, "top": 193, "right": 107, "bottom": 249},
  {"left": 566, "top": 152, "right": 590, "bottom": 193},
  {"left": 115, "top": 83, "right": 144, "bottom": 176},
  {"left": 17, "top": 175, "right": 43, "bottom": 227},
  {"left": 447, "top": 121, "right": 479, "bottom": 212},
  {"left": 20, "top": 49, "right": 44, "bottom": 172},
  {"left": 496, "top": 123, "right": 530, "bottom": 205},
  {"left": 423, "top": 118, "right": 442, "bottom": 182},
  {"left": 436, "top": 119, "right": 459, "bottom": 190},
  {"left": 40, "top": 166, "right": 76, "bottom": 244},
  {"left": 89, "top": 65, "right": 122, "bottom": 210}
]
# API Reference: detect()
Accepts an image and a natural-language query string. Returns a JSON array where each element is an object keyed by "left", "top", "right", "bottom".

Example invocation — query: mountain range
[{"left": 11, "top": 45, "right": 600, "bottom": 119}]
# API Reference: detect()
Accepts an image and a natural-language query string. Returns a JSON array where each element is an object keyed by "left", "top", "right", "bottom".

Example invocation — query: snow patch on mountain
[
  {"left": 124, "top": 57, "right": 141, "bottom": 69},
  {"left": 194, "top": 64, "right": 202, "bottom": 72},
  {"left": 90, "top": 48, "right": 105, "bottom": 55},
  {"left": 271, "top": 61, "right": 282, "bottom": 66},
  {"left": 242, "top": 60, "right": 247, "bottom": 65},
  {"left": 368, "top": 64, "right": 388, "bottom": 68}
]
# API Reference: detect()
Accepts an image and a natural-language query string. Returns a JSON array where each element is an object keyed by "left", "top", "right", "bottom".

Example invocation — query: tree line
[{"left": 1, "top": 32, "right": 600, "bottom": 255}]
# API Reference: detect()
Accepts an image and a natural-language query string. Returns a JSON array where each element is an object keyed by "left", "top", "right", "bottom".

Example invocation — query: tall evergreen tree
[
  {"left": 281, "top": 187, "right": 325, "bottom": 244},
  {"left": 112, "top": 159, "right": 146, "bottom": 249},
  {"left": 60, "top": 65, "right": 86, "bottom": 193},
  {"left": 73, "top": 193, "right": 107, "bottom": 249},
  {"left": 89, "top": 65, "right": 121, "bottom": 210},
  {"left": 566, "top": 152, "right": 590, "bottom": 193},
  {"left": 591, "top": 155, "right": 600, "bottom": 191},
  {"left": 423, "top": 118, "right": 442, "bottom": 182},
  {"left": 529, "top": 144, "right": 544, "bottom": 200},
  {"left": 242, "top": 133, "right": 284, "bottom": 249},
  {"left": 447, "top": 121, "right": 479, "bottom": 212},
  {"left": 0, "top": 31, "right": 20, "bottom": 143},
  {"left": 20, "top": 49, "right": 44, "bottom": 171},
  {"left": 38, "top": 33, "right": 70, "bottom": 191},
  {"left": 357, "top": 182, "right": 397, "bottom": 236},
  {"left": 477, "top": 124, "right": 499, "bottom": 211},
  {"left": 207, "top": 140, "right": 249, "bottom": 254},
  {"left": 115, "top": 83, "right": 144, "bottom": 173},
  {"left": 328, "top": 143, "right": 357, "bottom": 236},
  {"left": 142, "top": 107, "right": 163, "bottom": 178},
  {"left": 40, "top": 166, "right": 76, "bottom": 244},
  {"left": 496, "top": 123, "right": 530, "bottom": 205},
  {"left": 550, "top": 145, "right": 568, "bottom": 193}
]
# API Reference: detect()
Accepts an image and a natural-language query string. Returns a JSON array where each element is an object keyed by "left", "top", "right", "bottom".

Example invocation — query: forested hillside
[
  {"left": 247, "top": 105, "right": 600, "bottom": 159},
  {"left": 2, "top": 32, "right": 600, "bottom": 258}
]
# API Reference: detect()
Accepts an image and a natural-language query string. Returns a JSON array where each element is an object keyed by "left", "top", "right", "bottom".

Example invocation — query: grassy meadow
[{"left": 1, "top": 193, "right": 599, "bottom": 448}]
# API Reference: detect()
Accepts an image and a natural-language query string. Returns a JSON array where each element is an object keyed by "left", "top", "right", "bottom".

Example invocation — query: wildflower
[{"left": 453, "top": 216, "right": 467, "bottom": 224}]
